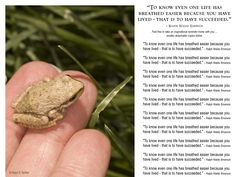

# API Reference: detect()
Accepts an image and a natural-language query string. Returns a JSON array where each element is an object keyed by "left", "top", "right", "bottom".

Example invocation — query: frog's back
[{"left": 14, "top": 76, "right": 83, "bottom": 114}]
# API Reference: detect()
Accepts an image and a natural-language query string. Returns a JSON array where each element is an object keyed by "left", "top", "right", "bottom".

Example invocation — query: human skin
[{"left": 6, "top": 61, "right": 111, "bottom": 177}]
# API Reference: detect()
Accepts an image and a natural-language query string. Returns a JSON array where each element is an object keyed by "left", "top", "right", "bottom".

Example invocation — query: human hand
[{"left": 6, "top": 61, "right": 111, "bottom": 177}]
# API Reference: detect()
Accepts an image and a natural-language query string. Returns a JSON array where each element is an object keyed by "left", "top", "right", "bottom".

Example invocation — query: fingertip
[{"left": 7, "top": 61, "right": 59, "bottom": 87}]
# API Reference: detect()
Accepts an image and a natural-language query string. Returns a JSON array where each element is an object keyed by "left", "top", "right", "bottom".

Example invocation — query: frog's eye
[{"left": 69, "top": 94, "right": 78, "bottom": 102}]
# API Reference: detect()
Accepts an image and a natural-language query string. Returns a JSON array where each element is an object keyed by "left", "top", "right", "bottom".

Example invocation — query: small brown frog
[{"left": 11, "top": 75, "right": 84, "bottom": 129}]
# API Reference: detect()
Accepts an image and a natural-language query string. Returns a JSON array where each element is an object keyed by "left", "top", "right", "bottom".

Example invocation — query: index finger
[{"left": 6, "top": 61, "right": 59, "bottom": 166}]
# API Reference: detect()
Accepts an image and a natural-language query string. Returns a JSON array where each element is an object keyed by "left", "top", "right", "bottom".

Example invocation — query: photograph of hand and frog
[{"left": 6, "top": 6, "right": 134, "bottom": 177}]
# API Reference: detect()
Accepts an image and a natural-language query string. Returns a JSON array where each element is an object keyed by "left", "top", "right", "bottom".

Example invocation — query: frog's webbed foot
[{"left": 11, "top": 113, "right": 50, "bottom": 129}]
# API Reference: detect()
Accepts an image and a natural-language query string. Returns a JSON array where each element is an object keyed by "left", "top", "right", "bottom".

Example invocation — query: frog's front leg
[
  {"left": 48, "top": 109, "right": 64, "bottom": 121},
  {"left": 11, "top": 114, "right": 50, "bottom": 129}
]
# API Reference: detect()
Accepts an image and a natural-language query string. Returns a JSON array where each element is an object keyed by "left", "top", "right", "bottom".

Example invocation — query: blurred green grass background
[{"left": 6, "top": 6, "right": 134, "bottom": 177}]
